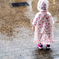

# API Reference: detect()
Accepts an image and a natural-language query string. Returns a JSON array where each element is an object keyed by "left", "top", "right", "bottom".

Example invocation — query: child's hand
[{"left": 32, "top": 26, "right": 35, "bottom": 31}]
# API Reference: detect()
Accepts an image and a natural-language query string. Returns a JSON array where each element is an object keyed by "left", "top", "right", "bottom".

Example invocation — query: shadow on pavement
[{"left": 33, "top": 48, "right": 54, "bottom": 59}]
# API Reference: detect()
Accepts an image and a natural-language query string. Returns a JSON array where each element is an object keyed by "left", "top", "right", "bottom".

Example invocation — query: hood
[{"left": 37, "top": 0, "right": 49, "bottom": 11}]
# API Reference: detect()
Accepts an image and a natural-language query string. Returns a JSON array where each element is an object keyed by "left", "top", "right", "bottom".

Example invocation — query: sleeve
[
  {"left": 32, "top": 13, "right": 40, "bottom": 26},
  {"left": 50, "top": 15, "right": 54, "bottom": 25}
]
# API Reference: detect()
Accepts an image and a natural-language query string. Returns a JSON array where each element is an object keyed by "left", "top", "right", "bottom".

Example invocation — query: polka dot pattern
[{"left": 32, "top": 12, "right": 54, "bottom": 44}]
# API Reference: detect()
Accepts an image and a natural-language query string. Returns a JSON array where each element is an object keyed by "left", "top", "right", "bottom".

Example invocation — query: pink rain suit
[{"left": 32, "top": 0, "right": 54, "bottom": 44}]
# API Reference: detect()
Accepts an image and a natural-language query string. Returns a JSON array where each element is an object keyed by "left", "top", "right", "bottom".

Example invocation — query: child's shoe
[
  {"left": 46, "top": 44, "right": 51, "bottom": 49},
  {"left": 38, "top": 44, "right": 43, "bottom": 49}
]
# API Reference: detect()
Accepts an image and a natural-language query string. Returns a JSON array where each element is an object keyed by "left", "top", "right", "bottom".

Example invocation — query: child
[{"left": 32, "top": 0, "right": 54, "bottom": 49}]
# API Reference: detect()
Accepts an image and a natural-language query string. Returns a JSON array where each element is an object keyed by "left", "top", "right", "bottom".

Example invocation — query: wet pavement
[{"left": 0, "top": 0, "right": 59, "bottom": 59}]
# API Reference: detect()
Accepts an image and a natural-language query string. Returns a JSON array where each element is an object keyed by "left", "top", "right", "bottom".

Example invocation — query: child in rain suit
[{"left": 32, "top": 0, "right": 54, "bottom": 49}]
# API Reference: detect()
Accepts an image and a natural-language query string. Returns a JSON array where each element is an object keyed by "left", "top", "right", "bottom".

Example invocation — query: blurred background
[{"left": 0, "top": 0, "right": 59, "bottom": 40}]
